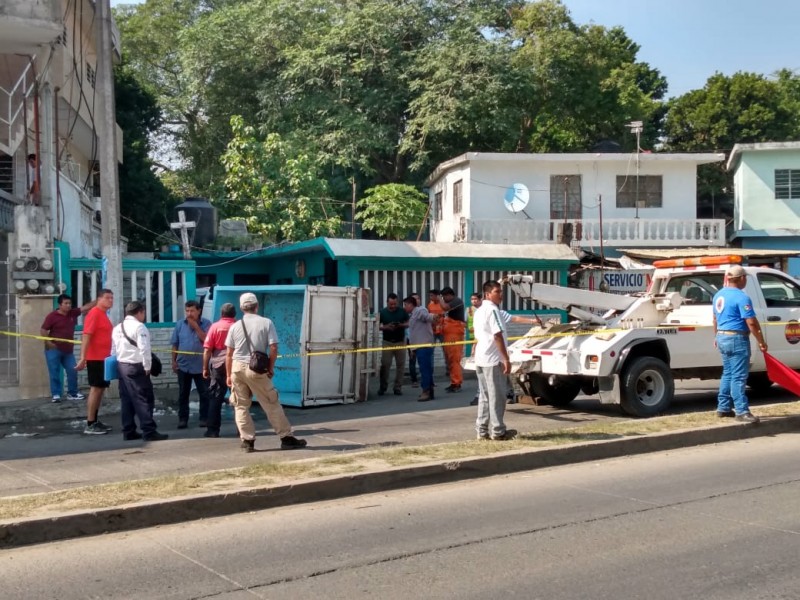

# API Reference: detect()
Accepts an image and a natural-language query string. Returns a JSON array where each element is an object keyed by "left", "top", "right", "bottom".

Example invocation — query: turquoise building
[{"left": 164, "top": 237, "right": 578, "bottom": 314}]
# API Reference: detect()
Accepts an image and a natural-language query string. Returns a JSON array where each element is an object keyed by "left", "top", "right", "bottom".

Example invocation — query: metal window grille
[
  {"left": 453, "top": 179, "right": 463, "bottom": 214},
  {"left": 549, "top": 175, "right": 582, "bottom": 219},
  {"left": 616, "top": 175, "right": 662, "bottom": 208},
  {"left": 775, "top": 169, "right": 800, "bottom": 200},
  {"left": 434, "top": 191, "right": 443, "bottom": 221}
]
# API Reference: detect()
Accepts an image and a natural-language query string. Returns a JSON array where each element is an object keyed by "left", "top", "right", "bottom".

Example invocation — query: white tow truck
[{"left": 505, "top": 256, "right": 800, "bottom": 416}]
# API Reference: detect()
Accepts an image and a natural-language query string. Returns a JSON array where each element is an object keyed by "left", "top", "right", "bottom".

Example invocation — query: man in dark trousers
[
  {"left": 171, "top": 300, "right": 212, "bottom": 428},
  {"left": 378, "top": 293, "right": 409, "bottom": 396},
  {"left": 202, "top": 302, "right": 237, "bottom": 438},
  {"left": 111, "top": 301, "right": 168, "bottom": 441}
]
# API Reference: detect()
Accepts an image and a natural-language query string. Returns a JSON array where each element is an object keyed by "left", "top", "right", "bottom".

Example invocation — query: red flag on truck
[{"left": 764, "top": 352, "right": 800, "bottom": 397}]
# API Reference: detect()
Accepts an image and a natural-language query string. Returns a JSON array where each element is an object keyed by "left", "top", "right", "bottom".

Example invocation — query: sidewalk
[{"left": 1, "top": 375, "right": 797, "bottom": 548}]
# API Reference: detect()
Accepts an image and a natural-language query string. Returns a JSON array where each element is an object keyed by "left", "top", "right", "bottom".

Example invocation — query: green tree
[
  {"left": 115, "top": 66, "right": 176, "bottom": 250},
  {"left": 355, "top": 184, "right": 428, "bottom": 241},
  {"left": 221, "top": 116, "right": 342, "bottom": 242},
  {"left": 663, "top": 71, "right": 800, "bottom": 217}
]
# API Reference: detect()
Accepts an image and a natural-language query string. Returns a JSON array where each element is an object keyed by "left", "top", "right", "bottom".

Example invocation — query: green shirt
[{"left": 379, "top": 306, "right": 408, "bottom": 343}]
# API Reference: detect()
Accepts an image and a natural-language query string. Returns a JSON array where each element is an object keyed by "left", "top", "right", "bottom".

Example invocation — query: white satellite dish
[{"left": 504, "top": 183, "right": 530, "bottom": 213}]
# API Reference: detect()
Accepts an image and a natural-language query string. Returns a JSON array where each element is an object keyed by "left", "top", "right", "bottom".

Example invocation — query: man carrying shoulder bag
[{"left": 224, "top": 293, "right": 307, "bottom": 452}]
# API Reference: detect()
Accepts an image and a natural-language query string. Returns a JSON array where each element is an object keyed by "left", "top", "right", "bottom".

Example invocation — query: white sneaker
[
  {"left": 51, "top": 395, "right": 61, "bottom": 403},
  {"left": 66, "top": 393, "right": 85, "bottom": 401}
]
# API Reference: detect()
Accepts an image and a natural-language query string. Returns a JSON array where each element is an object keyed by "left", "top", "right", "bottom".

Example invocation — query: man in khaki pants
[{"left": 224, "top": 292, "right": 307, "bottom": 452}]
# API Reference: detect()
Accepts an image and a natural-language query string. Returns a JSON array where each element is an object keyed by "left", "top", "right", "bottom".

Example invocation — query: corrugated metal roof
[
  {"left": 323, "top": 238, "right": 578, "bottom": 262},
  {"left": 619, "top": 248, "right": 800, "bottom": 260}
]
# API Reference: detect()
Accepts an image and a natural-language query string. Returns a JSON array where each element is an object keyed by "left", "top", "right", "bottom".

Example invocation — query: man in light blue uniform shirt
[
  {"left": 712, "top": 265, "right": 768, "bottom": 423},
  {"left": 171, "top": 300, "right": 212, "bottom": 428}
]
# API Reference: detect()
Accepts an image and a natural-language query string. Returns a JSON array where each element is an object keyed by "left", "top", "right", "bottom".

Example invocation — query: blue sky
[{"left": 111, "top": 0, "right": 800, "bottom": 99}]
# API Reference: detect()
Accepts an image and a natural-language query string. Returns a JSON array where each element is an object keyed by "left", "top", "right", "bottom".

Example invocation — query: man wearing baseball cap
[
  {"left": 712, "top": 264, "right": 767, "bottom": 423},
  {"left": 224, "top": 292, "right": 307, "bottom": 451}
]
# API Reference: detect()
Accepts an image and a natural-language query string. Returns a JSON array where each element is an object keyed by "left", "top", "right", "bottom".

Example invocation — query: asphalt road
[{"left": 2, "top": 434, "right": 798, "bottom": 599}]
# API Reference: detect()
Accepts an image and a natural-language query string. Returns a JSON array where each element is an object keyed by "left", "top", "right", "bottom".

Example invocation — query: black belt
[{"left": 717, "top": 330, "right": 748, "bottom": 335}]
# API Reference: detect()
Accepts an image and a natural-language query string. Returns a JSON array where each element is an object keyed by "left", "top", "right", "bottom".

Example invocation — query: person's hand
[
  {"left": 226, "top": 376, "right": 232, "bottom": 388},
  {"left": 501, "top": 358, "right": 511, "bottom": 375},
  {"left": 759, "top": 341, "right": 768, "bottom": 352},
  {"left": 75, "top": 358, "right": 86, "bottom": 371},
  {"left": 145, "top": 369, "right": 151, "bottom": 377},
  {"left": 171, "top": 359, "right": 178, "bottom": 373},
  {"left": 267, "top": 368, "right": 274, "bottom": 379},
  {"left": 202, "top": 368, "right": 209, "bottom": 379}
]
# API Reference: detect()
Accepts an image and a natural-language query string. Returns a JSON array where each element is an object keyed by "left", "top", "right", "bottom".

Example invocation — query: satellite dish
[{"left": 504, "top": 183, "right": 529, "bottom": 213}]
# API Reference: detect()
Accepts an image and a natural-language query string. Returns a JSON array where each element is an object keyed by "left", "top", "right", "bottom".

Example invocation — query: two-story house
[
  {"left": 425, "top": 151, "right": 727, "bottom": 254},
  {"left": 727, "top": 141, "right": 800, "bottom": 275}
]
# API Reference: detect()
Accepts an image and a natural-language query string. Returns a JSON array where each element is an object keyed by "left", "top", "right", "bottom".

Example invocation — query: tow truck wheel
[
  {"left": 531, "top": 375, "right": 581, "bottom": 407},
  {"left": 620, "top": 356, "right": 674, "bottom": 417}
]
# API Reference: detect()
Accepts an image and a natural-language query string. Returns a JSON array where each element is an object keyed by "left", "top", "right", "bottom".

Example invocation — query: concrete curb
[{"left": 1, "top": 415, "right": 798, "bottom": 548}]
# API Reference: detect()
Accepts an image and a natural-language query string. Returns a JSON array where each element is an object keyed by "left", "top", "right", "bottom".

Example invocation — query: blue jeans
[
  {"left": 415, "top": 347, "right": 434, "bottom": 393},
  {"left": 716, "top": 334, "right": 751, "bottom": 415},
  {"left": 476, "top": 364, "right": 508, "bottom": 437},
  {"left": 45, "top": 349, "right": 78, "bottom": 396}
]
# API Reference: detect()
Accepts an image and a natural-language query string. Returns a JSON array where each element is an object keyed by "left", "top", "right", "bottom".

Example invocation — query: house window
[
  {"left": 453, "top": 179, "right": 463, "bottom": 214},
  {"left": 0, "top": 152, "right": 12, "bottom": 194},
  {"left": 434, "top": 191, "right": 442, "bottom": 221},
  {"left": 616, "top": 175, "right": 662, "bottom": 208},
  {"left": 550, "top": 175, "right": 581, "bottom": 219},
  {"left": 775, "top": 169, "right": 800, "bottom": 200},
  {"left": 90, "top": 161, "right": 101, "bottom": 197}
]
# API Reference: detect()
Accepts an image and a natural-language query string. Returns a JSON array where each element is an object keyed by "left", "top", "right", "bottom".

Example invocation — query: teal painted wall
[{"left": 736, "top": 150, "right": 800, "bottom": 230}]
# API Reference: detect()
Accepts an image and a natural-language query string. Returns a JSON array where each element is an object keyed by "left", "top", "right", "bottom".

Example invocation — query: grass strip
[{"left": 2, "top": 401, "right": 797, "bottom": 521}]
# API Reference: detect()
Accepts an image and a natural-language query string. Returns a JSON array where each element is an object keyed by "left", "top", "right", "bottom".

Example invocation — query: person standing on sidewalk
[
  {"left": 202, "top": 302, "right": 237, "bottom": 438},
  {"left": 712, "top": 265, "right": 767, "bottom": 424},
  {"left": 427, "top": 289, "right": 446, "bottom": 375},
  {"left": 75, "top": 289, "right": 114, "bottom": 435},
  {"left": 111, "top": 301, "right": 169, "bottom": 442},
  {"left": 40, "top": 294, "right": 95, "bottom": 403},
  {"left": 473, "top": 280, "right": 516, "bottom": 441},
  {"left": 437, "top": 287, "right": 466, "bottom": 393},
  {"left": 406, "top": 292, "right": 421, "bottom": 388},
  {"left": 225, "top": 292, "right": 307, "bottom": 452},
  {"left": 171, "top": 300, "right": 212, "bottom": 429},
  {"left": 378, "top": 293, "right": 408, "bottom": 396},
  {"left": 404, "top": 295, "right": 437, "bottom": 402}
]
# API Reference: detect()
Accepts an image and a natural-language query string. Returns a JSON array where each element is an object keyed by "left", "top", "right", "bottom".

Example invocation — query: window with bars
[
  {"left": 775, "top": 169, "right": 800, "bottom": 200},
  {"left": 549, "top": 175, "right": 582, "bottom": 219},
  {"left": 86, "top": 62, "right": 96, "bottom": 88},
  {"left": 434, "top": 191, "right": 443, "bottom": 221},
  {"left": 453, "top": 179, "right": 463, "bottom": 214},
  {"left": 0, "top": 153, "right": 12, "bottom": 195},
  {"left": 616, "top": 175, "right": 662, "bottom": 208}
]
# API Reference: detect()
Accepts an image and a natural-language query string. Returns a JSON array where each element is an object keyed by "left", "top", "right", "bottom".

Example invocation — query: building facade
[{"left": 425, "top": 152, "right": 727, "bottom": 252}]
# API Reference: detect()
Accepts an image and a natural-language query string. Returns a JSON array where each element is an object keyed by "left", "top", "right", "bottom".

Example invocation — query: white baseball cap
[
  {"left": 239, "top": 292, "right": 258, "bottom": 308},
  {"left": 726, "top": 265, "right": 745, "bottom": 278}
]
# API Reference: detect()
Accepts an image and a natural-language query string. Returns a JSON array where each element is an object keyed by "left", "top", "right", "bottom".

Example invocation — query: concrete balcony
[
  {"left": 0, "top": 0, "right": 62, "bottom": 52},
  {"left": 457, "top": 218, "right": 727, "bottom": 247}
]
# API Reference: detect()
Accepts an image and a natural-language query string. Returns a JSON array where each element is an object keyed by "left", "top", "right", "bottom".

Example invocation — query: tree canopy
[{"left": 114, "top": 0, "right": 800, "bottom": 239}]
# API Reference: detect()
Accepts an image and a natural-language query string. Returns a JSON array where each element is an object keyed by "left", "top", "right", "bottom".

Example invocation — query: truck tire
[
  {"left": 531, "top": 375, "right": 581, "bottom": 407},
  {"left": 620, "top": 356, "right": 674, "bottom": 417},
  {"left": 747, "top": 373, "right": 773, "bottom": 393}
]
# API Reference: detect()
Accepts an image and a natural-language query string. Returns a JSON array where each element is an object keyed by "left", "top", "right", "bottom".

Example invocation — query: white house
[{"left": 424, "top": 151, "right": 726, "bottom": 250}]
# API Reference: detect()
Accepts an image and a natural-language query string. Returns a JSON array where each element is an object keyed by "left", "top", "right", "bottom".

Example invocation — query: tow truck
[{"left": 505, "top": 256, "right": 800, "bottom": 416}]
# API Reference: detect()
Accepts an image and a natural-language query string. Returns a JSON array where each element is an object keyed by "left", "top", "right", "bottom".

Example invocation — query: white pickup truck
[{"left": 505, "top": 257, "right": 800, "bottom": 417}]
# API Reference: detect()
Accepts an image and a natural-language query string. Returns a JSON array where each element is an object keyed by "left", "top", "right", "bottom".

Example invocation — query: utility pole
[
  {"left": 95, "top": 0, "right": 123, "bottom": 323},
  {"left": 628, "top": 121, "right": 643, "bottom": 220}
]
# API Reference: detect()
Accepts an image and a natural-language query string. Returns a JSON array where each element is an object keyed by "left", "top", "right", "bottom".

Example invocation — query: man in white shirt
[
  {"left": 111, "top": 301, "right": 168, "bottom": 441},
  {"left": 472, "top": 280, "right": 517, "bottom": 441}
]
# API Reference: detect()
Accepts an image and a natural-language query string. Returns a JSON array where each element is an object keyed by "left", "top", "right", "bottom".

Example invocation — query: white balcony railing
[{"left": 459, "top": 218, "right": 726, "bottom": 247}]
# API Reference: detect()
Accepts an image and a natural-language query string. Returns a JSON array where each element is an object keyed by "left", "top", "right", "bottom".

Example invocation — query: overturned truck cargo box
[{"left": 204, "top": 285, "right": 373, "bottom": 407}]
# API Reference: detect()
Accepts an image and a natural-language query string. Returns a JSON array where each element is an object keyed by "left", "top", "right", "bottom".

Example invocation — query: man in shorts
[{"left": 76, "top": 289, "right": 115, "bottom": 435}]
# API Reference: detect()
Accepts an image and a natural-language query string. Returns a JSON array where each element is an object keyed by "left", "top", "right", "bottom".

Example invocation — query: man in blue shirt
[
  {"left": 171, "top": 300, "right": 212, "bottom": 428},
  {"left": 712, "top": 265, "right": 768, "bottom": 424}
]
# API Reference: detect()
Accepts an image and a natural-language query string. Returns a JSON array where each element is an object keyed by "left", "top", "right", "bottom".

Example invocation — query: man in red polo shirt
[
  {"left": 76, "top": 289, "right": 115, "bottom": 435},
  {"left": 40, "top": 294, "right": 95, "bottom": 402},
  {"left": 202, "top": 302, "right": 237, "bottom": 438}
]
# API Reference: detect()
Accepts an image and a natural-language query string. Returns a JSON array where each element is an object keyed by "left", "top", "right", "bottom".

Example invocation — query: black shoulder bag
[
  {"left": 121, "top": 323, "right": 163, "bottom": 377},
  {"left": 241, "top": 318, "right": 270, "bottom": 374}
]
